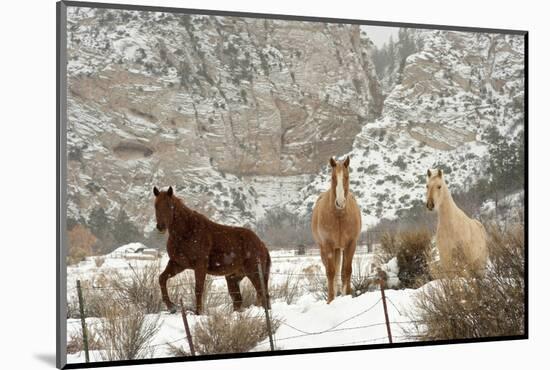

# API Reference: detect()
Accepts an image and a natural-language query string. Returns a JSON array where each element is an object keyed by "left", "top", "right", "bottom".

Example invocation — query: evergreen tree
[
  {"left": 483, "top": 126, "right": 525, "bottom": 216},
  {"left": 112, "top": 209, "right": 142, "bottom": 246},
  {"left": 88, "top": 206, "right": 113, "bottom": 253}
]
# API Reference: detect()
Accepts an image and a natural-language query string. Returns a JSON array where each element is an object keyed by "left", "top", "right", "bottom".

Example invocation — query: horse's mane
[{"left": 171, "top": 195, "right": 220, "bottom": 229}]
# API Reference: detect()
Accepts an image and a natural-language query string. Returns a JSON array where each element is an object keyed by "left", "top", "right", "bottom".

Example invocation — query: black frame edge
[
  {"left": 523, "top": 32, "right": 529, "bottom": 338},
  {"left": 62, "top": 334, "right": 527, "bottom": 369},
  {"left": 57, "top": 1, "right": 68, "bottom": 369}
]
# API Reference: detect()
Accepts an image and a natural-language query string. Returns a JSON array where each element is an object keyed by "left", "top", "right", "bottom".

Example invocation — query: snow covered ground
[{"left": 66, "top": 244, "right": 419, "bottom": 364}]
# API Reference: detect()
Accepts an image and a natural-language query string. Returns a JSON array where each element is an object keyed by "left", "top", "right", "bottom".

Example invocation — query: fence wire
[{"left": 67, "top": 260, "right": 504, "bottom": 361}]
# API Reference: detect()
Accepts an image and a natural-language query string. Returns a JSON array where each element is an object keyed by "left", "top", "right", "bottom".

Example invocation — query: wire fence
[
  {"left": 67, "top": 259, "right": 513, "bottom": 363},
  {"left": 68, "top": 263, "right": 422, "bottom": 363}
]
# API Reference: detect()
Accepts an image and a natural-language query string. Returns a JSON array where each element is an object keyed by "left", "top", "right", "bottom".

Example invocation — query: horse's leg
[
  {"left": 342, "top": 240, "right": 357, "bottom": 296},
  {"left": 159, "top": 259, "right": 185, "bottom": 313},
  {"left": 324, "top": 245, "right": 336, "bottom": 304},
  {"left": 333, "top": 248, "right": 342, "bottom": 296},
  {"left": 225, "top": 274, "right": 244, "bottom": 311},
  {"left": 246, "top": 270, "right": 269, "bottom": 309},
  {"left": 194, "top": 267, "right": 207, "bottom": 315}
]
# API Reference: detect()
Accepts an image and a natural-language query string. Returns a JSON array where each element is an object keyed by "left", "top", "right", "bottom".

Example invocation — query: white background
[{"left": 0, "top": 0, "right": 545, "bottom": 368}]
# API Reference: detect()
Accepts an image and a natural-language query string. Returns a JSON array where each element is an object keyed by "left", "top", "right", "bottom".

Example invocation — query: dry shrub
[
  {"left": 94, "top": 256, "right": 105, "bottom": 268},
  {"left": 96, "top": 304, "right": 161, "bottom": 361},
  {"left": 396, "top": 230, "right": 432, "bottom": 288},
  {"left": 170, "top": 271, "right": 227, "bottom": 312},
  {"left": 375, "top": 232, "right": 400, "bottom": 265},
  {"left": 108, "top": 263, "right": 226, "bottom": 314},
  {"left": 351, "top": 257, "right": 374, "bottom": 297},
  {"left": 67, "top": 224, "right": 97, "bottom": 265},
  {"left": 239, "top": 279, "right": 259, "bottom": 308},
  {"left": 165, "top": 342, "right": 189, "bottom": 357},
  {"left": 406, "top": 224, "right": 525, "bottom": 340},
  {"left": 66, "top": 326, "right": 101, "bottom": 354},
  {"left": 193, "top": 309, "right": 280, "bottom": 354},
  {"left": 270, "top": 271, "right": 301, "bottom": 305},
  {"left": 110, "top": 262, "right": 164, "bottom": 314},
  {"left": 67, "top": 281, "right": 114, "bottom": 319},
  {"left": 376, "top": 229, "right": 432, "bottom": 288},
  {"left": 306, "top": 272, "right": 328, "bottom": 301}
]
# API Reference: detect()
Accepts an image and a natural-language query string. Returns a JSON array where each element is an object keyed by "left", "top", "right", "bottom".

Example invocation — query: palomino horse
[
  {"left": 311, "top": 156, "right": 362, "bottom": 303},
  {"left": 426, "top": 169, "right": 488, "bottom": 275},
  {"left": 153, "top": 186, "right": 271, "bottom": 314}
]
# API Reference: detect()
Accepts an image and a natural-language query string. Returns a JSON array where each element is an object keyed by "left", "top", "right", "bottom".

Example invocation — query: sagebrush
[
  {"left": 96, "top": 304, "right": 161, "bottom": 361},
  {"left": 377, "top": 229, "right": 432, "bottom": 288},
  {"left": 193, "top": 309, "right": 280, "bottom": 354},
  {"left": 406, "top": 224, "right": 525, "bottom": 340}
]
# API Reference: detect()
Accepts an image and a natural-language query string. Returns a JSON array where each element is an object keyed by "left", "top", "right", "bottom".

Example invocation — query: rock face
[
  {"left": 291, "top": 29, "right": 525, "bottom": 225},
  {"left": 66, "top": 8, "right": 383, "bottom": 234},
  {"left": 383, "top": 30, "right": 525, "bottom": 150},
  {"left": 65, "top": 6, "right": 524, "bottom": 244}
]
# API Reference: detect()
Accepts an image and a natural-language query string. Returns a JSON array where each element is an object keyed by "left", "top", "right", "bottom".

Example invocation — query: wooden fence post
[
  {"left": 377, "top": 269, "right": 393, "bottom": 344},
  {"left": 179, "top": 299, "right": 196, "bottom": 356},
  {"left": 76, "top": 280, "right": 90, "bottom": 362},
  {"left": 257, "top": 262, "right": 275, "bottom": 351}
]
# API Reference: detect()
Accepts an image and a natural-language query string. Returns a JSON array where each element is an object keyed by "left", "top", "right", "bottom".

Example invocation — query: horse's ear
[
  {"left": 329, "top": 157, "right": 337, "bottom": 167},
  {"left": 153, "top": 186, "right": 159, "bottom": 197},
  {"left": 427, "top": 169, "right": 432, "bottom": 177},
  {"left": 437, "top": 169, "right": 443, "bottom": 178},
  {"left": 167, "top": 186, "right": 173, "bottom": 197},
  {"left": 343, "top": 156, "right": 350, "bottom": 168}
]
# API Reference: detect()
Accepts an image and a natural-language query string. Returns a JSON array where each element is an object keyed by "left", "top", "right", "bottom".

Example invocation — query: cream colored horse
[
  {"left": 312, "top": 156, "right": 362, "bottom": 303},
  {"left": 426, "top": 169, "right": 488, "bottom": 275}
]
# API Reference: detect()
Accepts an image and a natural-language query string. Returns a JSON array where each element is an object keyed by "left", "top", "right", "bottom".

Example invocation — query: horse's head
[
  {"left": 153, "top": 186, "right": 174, "bottom": 233},
  {"left": 426, "top": 169, "right": 446, "bottom": 211},
  {"left": 330, "top": 156, "right": 350, "bottom": 210}
]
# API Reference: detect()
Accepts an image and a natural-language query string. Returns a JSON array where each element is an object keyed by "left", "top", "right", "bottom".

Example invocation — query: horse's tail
[
  {"left": 264, "top": 250, "right": 271, "bottom": 309},
  {"left": 265, "top": 251, "right": 271, "bottom": 281}
]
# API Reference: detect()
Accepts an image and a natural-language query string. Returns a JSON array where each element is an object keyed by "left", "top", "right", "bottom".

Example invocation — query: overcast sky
[{"left": 361, "top": 25, "right": 400, "bottom": 48}]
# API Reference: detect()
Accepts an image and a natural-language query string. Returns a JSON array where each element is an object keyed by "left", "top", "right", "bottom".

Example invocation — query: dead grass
[
  {"left": 96, "top": 304, "right": 161, "bottom": 361},
  {"left": 167, "top": 271, "right": 226, "bottom": 313},
  {"left": 67, "top": 224, "right": 96, "bottom": 265},
  {"left": 405, "top": 224, "right": 525, "bottom": 341},
  {"left": 376, "top": 229, "right": 432, "bottom": 288},
  {"left": 67, "top": 281, "right": 114, "bottom": 319},
  {"left": 66, "top": 326, "right": 101, "bottom": 354},
  {"left": 305, "top": 272, "right": 328, "bottom": 301},
  {"left": 270, "top": 271, "right": 302, "bottom": 305},
  {"left": 109, "top": 262, "right": 164, "bottom": 314},
  {"left": 351, "top": 257, "right": 374, "bottom": 297},
  {"left": 165, "top": 342, "right": 189, "bottom": 357},
  {"left": 375, "top": 232, "right": 400, "bottom": 265},
  {"left": 239, "top": 279, "right": 259, "bottom": 308},
  {"left": 396, "top": 229, "right": 432, "bottom": 288},
  {"left": 94, "top": 256, "right": 105, "bottom": 268},
  {"left": 192, "top": 308, "right": 280, "bottom": 354}
]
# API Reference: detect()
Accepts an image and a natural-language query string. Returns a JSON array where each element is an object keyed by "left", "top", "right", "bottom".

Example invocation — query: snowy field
[{"left": 66, "top": 244, "right": 420, "bottom": 364}]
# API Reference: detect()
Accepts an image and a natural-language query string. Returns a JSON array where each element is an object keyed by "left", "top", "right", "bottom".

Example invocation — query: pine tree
[
  {"left": 88, "top": 206, "right": 114, "bottom": 253},
  {"left": 112, "top": 209, "right": 142, "bottom": 246},
  {"left": 483, "top": 126, "right": 525, "bottom": 218}
]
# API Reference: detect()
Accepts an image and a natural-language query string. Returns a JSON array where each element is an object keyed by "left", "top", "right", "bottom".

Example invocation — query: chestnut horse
[
  {"left": 311, "top": 156, "right": 362, "bottom": 303},
  {"left": 153, "top": 186, "right": 271, "bottom": 314}
]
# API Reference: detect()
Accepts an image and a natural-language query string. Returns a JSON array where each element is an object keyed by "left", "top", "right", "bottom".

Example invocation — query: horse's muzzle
[
  {"left": 157, "top": 224, "right": 167, "bottom": 233},
  {"left": 426, "top": 201, "right": 434, "bottom": 211},
  {"left": 335, "top": 200, "right": 346, "bottom": 210}
]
